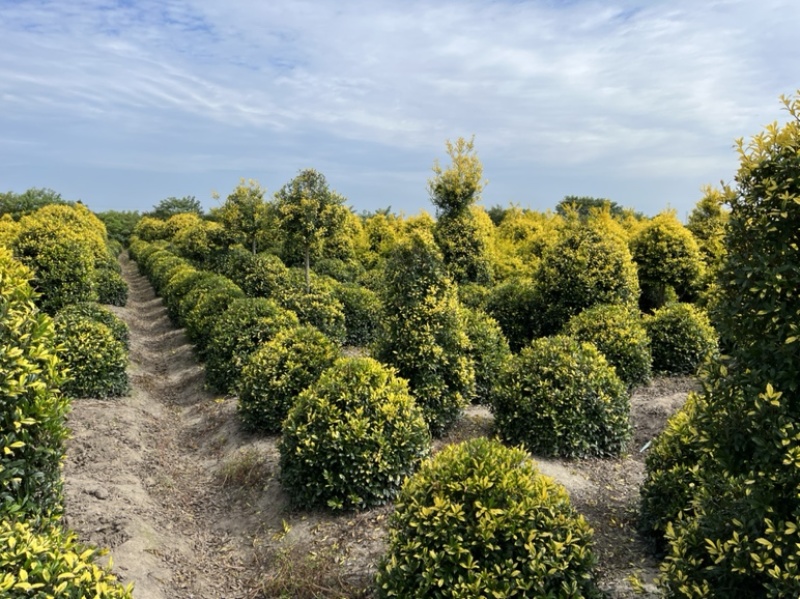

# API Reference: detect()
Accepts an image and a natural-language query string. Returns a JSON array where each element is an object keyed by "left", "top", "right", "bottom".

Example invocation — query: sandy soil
[{"left": 62, "top": 253, "right": 695, "bottom": 598}]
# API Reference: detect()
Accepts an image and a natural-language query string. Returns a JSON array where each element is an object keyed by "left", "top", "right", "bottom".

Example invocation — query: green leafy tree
[
  {"left": 644, "top": 93, "right": 800, "bottom": 597},
  {"left": 429, "top": 137, "right": 493, "bottom": 283},
  {"left": 275, "top": 168, "right": 348, "bottom": 289},
  {"left": 95, "top": 210, "right": 141, "bottom": 246},
  {"left": 374, "top": 230, "right": 475, "bottom": 435},
  {"left": 213, "top": 179, "right": 275, "bottom": 254},
  {"left": 0, "top": 187, "right": 68, "bottom": 220},
  {"left": 555, "top": 195, "right": 626, "bottom": 219},
  {"left": 148, "top": 195, "right": 203, "bottom": 220}
]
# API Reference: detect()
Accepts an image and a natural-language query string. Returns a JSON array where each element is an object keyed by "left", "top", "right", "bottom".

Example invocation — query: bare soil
[{"left": 62, "top": 254, "right": 696, "bottom": 598}]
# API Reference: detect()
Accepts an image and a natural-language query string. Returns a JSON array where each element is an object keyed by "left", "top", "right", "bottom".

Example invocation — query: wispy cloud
[{"left": 0, "top": 0, "right": 796, "bottom": 213}]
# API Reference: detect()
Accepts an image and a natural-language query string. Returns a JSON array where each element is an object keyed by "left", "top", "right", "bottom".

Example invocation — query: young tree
[
  {"left": 275, "top": 168, "right": 347, "bottom": 289},
  {"left": 374, "top": 229, "right": 475, "bottom": 435},
  {"left": 213, "top": 179, "right": 274, "bottom": 255},
  {"left": 429, "top": 137, "right": 494, "bottom": 283}
]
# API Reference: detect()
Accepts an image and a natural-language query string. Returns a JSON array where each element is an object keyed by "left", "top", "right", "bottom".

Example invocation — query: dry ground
[{"left": 62, "top": 254, "right": 695, "bottom": 598}]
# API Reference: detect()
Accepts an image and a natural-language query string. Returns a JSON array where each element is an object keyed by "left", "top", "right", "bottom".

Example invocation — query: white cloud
[{"left": 0, "top": 0, "right": 797, "bottom": 213}]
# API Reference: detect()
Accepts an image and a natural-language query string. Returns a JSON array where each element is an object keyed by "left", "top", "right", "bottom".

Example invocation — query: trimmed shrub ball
[
  {"left": 645, "top": 302, "right": 717, "bottom": 375},
  {"left": 492, "top": 335, "right": 630, "bottom": 457},
  {"left": 562, "top": 303, "right": 652, "bottom": 387},
  {"left": 238, "top": 325, "right": 340, "bottom": 433},
  {"left": 376, "top": 437, "right": 600, "bottom": 599},
  {"left": 279, "top": 357, "right": 430, "bottom": 511},
  {"left": 54, "top": 314, "right": 129, "bottom": 399}
]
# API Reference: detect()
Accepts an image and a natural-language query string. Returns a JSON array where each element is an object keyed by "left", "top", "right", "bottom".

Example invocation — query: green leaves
[
  {"left": 279, "top": 357, "right": 430, "bottom": 512},
  {"left": 377, "top": 438, "right": 601, "bottom": 598},
  {"left": 493, "top": 335, "right": 631, "bottom": 458}
]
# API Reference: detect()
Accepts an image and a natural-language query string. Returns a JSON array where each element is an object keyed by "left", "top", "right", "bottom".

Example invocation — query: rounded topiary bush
[
  {"left": 204, "top": 298, "right": 299, "bottom": 394},
  {"left": 161, "top": 265, "right": 202, "bottom": 321},
  {"left": 238, "top": 325, "right": 340, "bottom": 433},
  {"left": 533, "top": 218, "right": 640, "bottom": 336},
  {"left": 562, "top": 303, "right": 652, "bottom": 387},
  {"left": 242, "top": 252, "right": 290, "bottom": 298},
  {"left": 492, "top": 335, "right": 630, "bottom": 457},
  {"left": 0, "top": 520, "right": 134, "bottom": 598},
  {"left": 183, "top": 277, "right": 245, "bottom": 351},
  {"left": 175, "top": 272, "right": 240, "bottom": 329},
  {"left": 279, "top": 357, "right": 430, "bottom": 511},
  {"left": 56, "top": 302, "right": 129, "bottom": 349},
  {"left": 54, "top": 314, "right": 129, "bottom": 398},
  {"left": 376, "top": 437, "right": 600, "bottom": 599},
  {"left": 645, "top": 303, "right": 717, "bottom": 375}
]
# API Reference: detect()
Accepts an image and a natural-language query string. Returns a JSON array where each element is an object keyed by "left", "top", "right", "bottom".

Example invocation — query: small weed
[
  {"left": 217, "top": 447, "right": 271, "bottom": 490},
  {"left": 256, "top": 539, "right": 372, "bottom": 599}
]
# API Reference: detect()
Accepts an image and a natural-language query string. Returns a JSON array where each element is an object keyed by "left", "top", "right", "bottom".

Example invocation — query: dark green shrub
[
  {"left": 331, "top": 282, "right": 381, "bottom": 346},
  {"left": 238, "top": 325, "right": 340, "bottom": 433},
  {"left": 175, "top": 272, "right": 239, "bottom": 329},
  {"left": 94, "top": 266, "right": 128, "bottom": 306},
  {"left": 462, "top": 307, "right": 511, "bottom": 404},
  {"left": 638, "top": 392, "right": 706, "bottom": 546},
  {"left": 0, "top": 248, "right": 68, "bottom": 521},
  {"left": 54, "top": 315, "right": 129, "bottom": 399},
  {"left": 485, "top": 277, "right": 540, "bottom": 351},
  {"left": 204, "top": 298, "right": 299, "bottom": 394},
  {"left": 56, "top": 302, "right": 129, "bottom": 349},
  {"left": 457, "top": 282, "right": 491, "bottom": 311},
  {"left": 533, "top": 218, "right": 640, "bottom": 336},
  {"left": 183, "top": 277, "right": 245, "bottom": 351},
  {"left": 493, "top": 335, "right": 630, "bottom": 457},
  {"left": 645, "top": 303, "right": 717, "bottom": 375},
  {"left": 374, "top": 230, "right": 475, "bottom": 436},
  {"left": 376, "top": 437, "right": 600, "bottom": 598},
  {"left": 0, "top": 519, "right": 134, "bottom": 598},
  {"left": 563, "top": 303, "right": 652, "bottom": 387},
  {"left": 279, "top": 357, "right": 430, "bottom": 511}
]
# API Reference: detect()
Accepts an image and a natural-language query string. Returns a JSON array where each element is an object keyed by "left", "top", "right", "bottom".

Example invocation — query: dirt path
[
  {"left": 62, "top": 252, "right": 693, "bottom": 598},
  {"left": 63, "top": 254, "right": 258, "bottom": 598}
]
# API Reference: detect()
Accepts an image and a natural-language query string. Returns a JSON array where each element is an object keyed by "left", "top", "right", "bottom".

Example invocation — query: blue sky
[{"left": 1, "top": 0, "right": 797, "bottom": 218}]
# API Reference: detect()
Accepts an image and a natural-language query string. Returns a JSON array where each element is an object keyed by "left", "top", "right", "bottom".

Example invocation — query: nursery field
[{"left": 62, "top": 252, "right": 695, "bottom": 599}]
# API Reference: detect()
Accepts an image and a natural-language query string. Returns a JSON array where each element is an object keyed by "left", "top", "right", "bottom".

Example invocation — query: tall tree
[{"left": 275, "top": 169, "right": 347, "bottom": 289}]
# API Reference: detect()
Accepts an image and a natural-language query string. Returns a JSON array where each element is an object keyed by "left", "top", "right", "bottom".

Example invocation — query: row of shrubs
[{"left": 0, "top": 247, "right": 133, "bottom": 597}]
